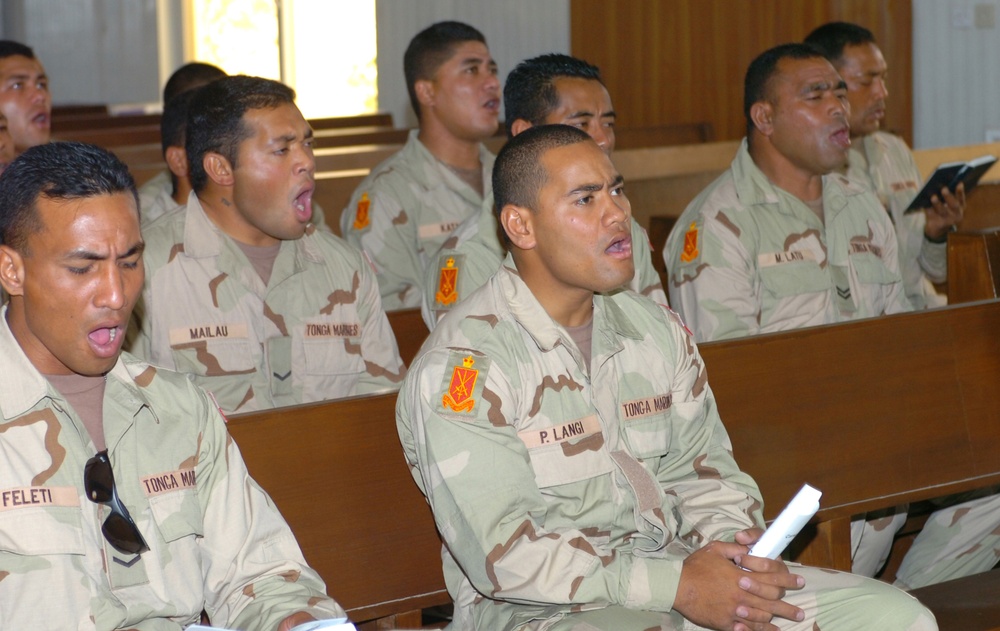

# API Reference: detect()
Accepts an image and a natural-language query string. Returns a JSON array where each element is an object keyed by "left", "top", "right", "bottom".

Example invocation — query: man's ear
[
  {"left": 415, "top": 79, "right": 435, "bottom": 110},
  {"left": 165, "top": 145, "right": 189, "bottom": 179},
  {"left": 0, "top": 244, "right": 25, "bottom": 297},
  {"left": 509, "top": 119, "right": 534, "bottom": 137},
  {"left": 750, "top": 101, "right": 774, "bottom": 136},
  {"left": 203, "top": 152, "right": 234, "bottom": 188},
  {"left": 499, "top": 204, "right": 536, "bottom": 250}
]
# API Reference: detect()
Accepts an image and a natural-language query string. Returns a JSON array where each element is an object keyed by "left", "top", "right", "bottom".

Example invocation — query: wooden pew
[
  {"left": 51, "top": 112, "right": 161, "bottom": 133},
  {"left": 614, "top": 121, "right": 714, "bottom": 149},
  {"left": 309, "top": 112, "right": 393, "bottom": 130},
  {"left": 947, "top": 228, "right": 1000, "bottom": 304},
  {"left": 53, "top": 124, "right": 161, "bottom": 147},
  {"left": 228, "top": 393, "right": 448, "bottom": 629},
  {"left": 701, "top": 300, "right": 1000, "bottom": 571},
  {"left": 387, "top": 308, "right": 428, "bottom": 367}
]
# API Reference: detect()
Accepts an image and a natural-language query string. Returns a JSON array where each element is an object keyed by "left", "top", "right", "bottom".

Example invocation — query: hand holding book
[{"left": 905, "top": 154, "right": 997, "bottom": 213}]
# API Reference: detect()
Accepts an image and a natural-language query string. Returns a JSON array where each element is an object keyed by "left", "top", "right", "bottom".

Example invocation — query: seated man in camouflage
[
  {"left": 397, "top": 124, "right": 936, "bottom": 631},
  {"left": 130, "top": 76, "right": 404, "bottom": 414},
  {"left": 805, "top": 22, "right": 963, "bottom": 310},
  {"left": 0, "top": 141, "right": 346, "bottom": 629},
  {"left": 421, "top": 53, "right": 667, "bottom": 329},
  {"left": 664, "top": 43, "right": 911, "bottom": 342},
  {"left": 340, "top": 21, "right": 501, "bottom": 310}
]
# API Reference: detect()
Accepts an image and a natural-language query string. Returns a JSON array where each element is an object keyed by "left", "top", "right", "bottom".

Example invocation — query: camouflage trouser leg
[
  {"left": 850, "top": 505, "right": 909, "bottom": 576},
  {"left": 894, "top": 488, "right": 1000, "bottom": 589},
  {"left": 537, "top": 565, "right": 936, "bottom": 631}
]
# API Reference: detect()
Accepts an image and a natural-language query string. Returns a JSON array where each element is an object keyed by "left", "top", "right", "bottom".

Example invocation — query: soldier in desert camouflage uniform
[
  {"left": 806, "top": 22, "right": 964, "bottom": 311},
  {"left": 130, "top": 76, "right": 404, "bottom": 414},
  {"left": 397, "top": 124, "right": 936, "bottom": 630},
  {"left": 0, "top": 142, "right": 345, "bottom": 630},
  {"left": 806, "top": 22, "right": 1000, "bottom": 590},
  {"left": 664, "top": 44, "right": 911, "bottom": 343},
  {"left": 421, "top": 54, "right": 667, "bottom": 329},
  {"left": 340, "top": 21, "right": 501, "bottom": 310}
]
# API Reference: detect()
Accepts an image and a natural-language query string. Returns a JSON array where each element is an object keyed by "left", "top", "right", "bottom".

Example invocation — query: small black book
[{"left": 905, "top": 154, "right": 998, "bottom": 213}]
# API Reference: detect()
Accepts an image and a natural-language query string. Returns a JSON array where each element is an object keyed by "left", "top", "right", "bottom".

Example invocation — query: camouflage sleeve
[
  {"left": 398, "top": 350, "right": 686, "bottom": 613},
  {"left": 195, "top": 387, "right": 346, "bottom": 628},
  {"left": 629, "top": 219, "right": 668, "bottom": 305},
  {"left": 342, "top": 189, "right": 424, "bottom": 310},
  {"left": 917, "top": 236, "right": 947, "bottom": 285},
  {"left": 894, "top": 146, "right": 947, "bottom": 284},
  {"left": 667, "top": 213, "right": 762, "bottom": 342},
  {"left": 354, "top": 254, "right": 407, "bottom": 390},
  {"left": 421, "top": 238, "right": 504, "bottom": 331},
  {"left": 653, "top": 307, "right": 764, "bottom": 545}
]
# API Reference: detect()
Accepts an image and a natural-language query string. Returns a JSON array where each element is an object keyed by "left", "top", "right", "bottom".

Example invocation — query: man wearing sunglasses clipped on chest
[{"left": 0, "top": 142, "right": 347, "bottom": 630}]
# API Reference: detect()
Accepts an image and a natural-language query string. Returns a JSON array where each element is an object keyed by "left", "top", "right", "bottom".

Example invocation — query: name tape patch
[
  {"left": 140, "top": 468, "right": 197, "bottom": 498},
  {"left": 170, "top": 323, "right": 249, "bottom": 346},
  {"left": 758, "top": 249, "right": 817, "bottom": 268},
  {"left": 0, "top": 486, "right": 79, "bottom": 511},
  {"left": 303, "top": 322, "right": 361, "bottom": 338},
  {"left": 621, "top": 394, "right": 672, "bottom": 421},
  {"left": 418, "top": 221, "right": 459, "bottom": 240},
  {"left": 518, "top": 415, "right": 602, "bottom": 449}
]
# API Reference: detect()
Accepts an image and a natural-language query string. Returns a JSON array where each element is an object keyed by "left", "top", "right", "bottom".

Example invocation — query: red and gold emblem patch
[
  {"left": 353, "top": 192, "right": 371, "bottom": 230},
  {"left": 436, "top": 257, "right": 459, "bottom": 306},
  {"left": 443, "top": 355, "right": 478, "bottom": 413},
  {"left": 680, "top": 221, "right": 700, "bottom": 263}
]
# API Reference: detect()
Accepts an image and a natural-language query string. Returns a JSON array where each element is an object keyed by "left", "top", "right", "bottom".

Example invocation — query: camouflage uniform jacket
[
  {"left": 0, "top": 308, "right": 346, "bottom": 630},
  {"left": 397, "top": 255, "right": 764, "bottom": 630},
  {"left": 664, "top": 139, "right": 911, "bottom": 342},
  {"left": 845, "top": 131, "right": 947, "bottom": 309},
  {"left": 130, "top": 192, "right": 405, "bottom": 414},
  {"left": 420, "top": 203, "right": 668, "bottom": 329},
  {"left": 139, "top": 169, "right": 331, "bottom": 233},
  {"left": 138, "top": 170, "right": 178, "bottom": 226},
  {"left": 339, "top": 130, "right": 495, "bottom": 310}
]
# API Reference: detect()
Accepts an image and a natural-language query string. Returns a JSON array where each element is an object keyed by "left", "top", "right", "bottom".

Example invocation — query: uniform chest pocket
[
  {"left": 148, "top": 488, "right": 203, "bottom": 543},
  {"left": 169, "top": 333, "right": 255, "bottom": 377},
  {"left": 759, "top": 259, "right": 830, "bottom": 298},
  {"left": 0, "top": 503, "right": 85, "bottom": 556},
  {"left": 518, "top": 415, "right": 614, "bottom": 488},
  {"left": 850, "top": 251, "right": 900, "bottom": 285},
  {"left": 296, "top": 316, "right": 365, "bottom": 376}
]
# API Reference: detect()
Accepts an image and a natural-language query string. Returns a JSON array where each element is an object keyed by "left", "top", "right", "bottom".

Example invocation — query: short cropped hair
[
  {"left": 0, "top": 142, "right": 137, "bottom": 252},
  {"left": 0, "top": 40, "right": 36, "bottom": 61},
  {"left": 403, "top": 21, "right": 486, "bottom": 120},
  {"left": 744, "top": 43, "right": 826, "bottom": 137},
  {"left": 163, "top": 61, "right": 226, "bottom": 103},
  {"left": 493, "top": 124, "right": 592, "bottom": 216},
  {"left": 186, "top": 75, "right": 296, "bottom": 194},
  {"left": 804, "top": 22, "right": 877, "bottom": 65},
  {"left": 161, "top": 89, "right": 198, "bottom": 154},
  {"left": 503, "top": 53, "right": 603, "bottom": 138}
]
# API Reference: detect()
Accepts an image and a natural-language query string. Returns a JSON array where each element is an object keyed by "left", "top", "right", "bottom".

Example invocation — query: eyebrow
[
  {"left": 63, "top": 242, "right": 145, "bottom": 261},
  {"left": 271, "top": 127, "right": 313, "bottom": 145},
  {"left": 567, "top": 174, "right": 625, "bottom": 196},
  {"left": 3, "top": 71, "right": 45, "bottom": 80}
]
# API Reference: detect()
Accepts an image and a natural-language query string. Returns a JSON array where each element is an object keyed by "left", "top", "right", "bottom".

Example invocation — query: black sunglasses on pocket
[{"left": 83, "top": 450, "right": 149, "bottom": 555}]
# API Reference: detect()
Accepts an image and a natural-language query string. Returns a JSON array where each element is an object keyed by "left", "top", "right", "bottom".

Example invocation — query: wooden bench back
[
  {"left": 703, "top": 300, "right": 1000, "bottom": 569},
  {"left": 227, "top": 393, "right": 448, "bottom": 624},
  {"left": 947, "top": 229, "right": 1000, "bottom": 304}
]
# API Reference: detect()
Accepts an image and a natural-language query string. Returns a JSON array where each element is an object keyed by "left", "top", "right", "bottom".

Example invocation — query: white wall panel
[
  {"left": 913, "top": 0, "right": 1000, "bottom": 148},
  {"left": 2, "top": 0, "right": 160, "bottom": 106},
  {"left": 376, "top": 0, "right": 570, "bottom": 127}
]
